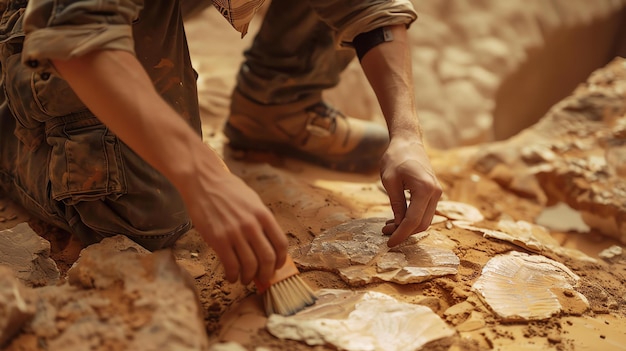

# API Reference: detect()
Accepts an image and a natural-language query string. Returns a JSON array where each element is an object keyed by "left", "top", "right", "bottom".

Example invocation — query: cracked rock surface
[{"left": 295, "top": 218, "right": 459, "bottom": 286}]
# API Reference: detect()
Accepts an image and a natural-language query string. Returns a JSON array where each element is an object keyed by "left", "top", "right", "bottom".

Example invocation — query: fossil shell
[
  {"left": 267, "top": 289, "right": 455, "bottom": 351},
  {"left": 471, "top": 251, "right": 588, "bottom": 320}
]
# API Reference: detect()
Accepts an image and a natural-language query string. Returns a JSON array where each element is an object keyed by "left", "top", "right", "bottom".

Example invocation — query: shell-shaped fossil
[{"left": 471, "top": 251, "right": 588, "bottom": 320}]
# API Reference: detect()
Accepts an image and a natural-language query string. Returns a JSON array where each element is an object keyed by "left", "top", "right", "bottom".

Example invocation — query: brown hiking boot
[{"left": 224, "top": 90, "right": 390, "bottom": 172}]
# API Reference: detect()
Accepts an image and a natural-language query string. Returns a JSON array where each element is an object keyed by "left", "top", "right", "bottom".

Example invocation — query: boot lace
[{"left": 304, "top": 102, "right": 344, "bottom": 138}]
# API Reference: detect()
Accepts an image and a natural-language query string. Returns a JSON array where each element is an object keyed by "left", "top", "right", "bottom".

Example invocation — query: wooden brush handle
[{"left": 254, "top": 254, "right": 299, "bottom": 293}]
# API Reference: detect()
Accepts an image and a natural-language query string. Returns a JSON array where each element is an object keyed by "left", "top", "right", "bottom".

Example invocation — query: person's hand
[
  {"left": 380, "top": 135, "right": 442, "bottom": 247},
  {"left": 178, "top": 149, "right": 288, "bottom": 285}
]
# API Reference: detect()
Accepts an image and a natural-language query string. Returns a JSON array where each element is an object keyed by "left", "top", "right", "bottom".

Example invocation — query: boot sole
[{"left": 223, "top": 123, "right": 379, "bottom": 173}]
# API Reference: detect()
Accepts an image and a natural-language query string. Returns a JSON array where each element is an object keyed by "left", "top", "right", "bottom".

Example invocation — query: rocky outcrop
[
  {"left": 472, "top": 58, "right": 626, "bottom": 242},
  {"left": 4, "top": 236, "right": 210, "bottom": 351}
]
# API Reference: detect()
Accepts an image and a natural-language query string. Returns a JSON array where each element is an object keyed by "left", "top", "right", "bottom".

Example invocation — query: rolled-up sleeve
[
  {"left": 21, "top": 0, "right": 144, "bottom": 72},
  {"left": 308, "top": 0, "right": 418, "bottom": 47}
]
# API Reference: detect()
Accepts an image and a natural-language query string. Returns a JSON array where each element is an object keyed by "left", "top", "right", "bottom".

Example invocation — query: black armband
[{"left": 353, "top": 26, "right": 394, "bottom": 61}]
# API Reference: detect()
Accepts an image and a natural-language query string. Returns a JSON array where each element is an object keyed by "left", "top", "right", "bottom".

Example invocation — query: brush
[{"left": 255, "top": 254, "right": 317, "bottom": 316}]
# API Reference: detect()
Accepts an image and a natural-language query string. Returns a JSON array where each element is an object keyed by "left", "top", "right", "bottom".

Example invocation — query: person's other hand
[
  {"left": 180, "top": 150, "right": 288, "bottom": 285},
  {"left": 380, "top": 136, "right": 442, "bottom": 247}
]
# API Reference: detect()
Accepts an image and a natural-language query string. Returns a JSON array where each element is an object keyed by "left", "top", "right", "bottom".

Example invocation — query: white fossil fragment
[
  {"left": 436, "top": 201, "right": 484, "bottom": 223},
  {"left": 472, "top": 251, "right": 588, "bottom": 320},
  {"left": 267, "top": 289, "right": 455, "bottom": 351},
  {"left": 599, "top": 245, "right": 623, "bottom": 259}
]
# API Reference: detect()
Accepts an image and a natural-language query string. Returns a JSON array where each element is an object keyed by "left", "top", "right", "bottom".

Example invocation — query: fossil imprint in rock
[{"left": 472, "top": 251, "right": 589, "bottom": 321}]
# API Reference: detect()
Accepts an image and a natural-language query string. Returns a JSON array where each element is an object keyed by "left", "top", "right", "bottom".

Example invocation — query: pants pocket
[{"left": 46, "top": 119, "right": 127, "bottom": 204}]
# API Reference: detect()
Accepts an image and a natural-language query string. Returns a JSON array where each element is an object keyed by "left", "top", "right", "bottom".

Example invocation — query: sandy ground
[
  {"left": 2, "top": 2, "right": 626, "bottom": 351},
  {"left": 185, "top": 5, "right": 626, "bottom": 350}
]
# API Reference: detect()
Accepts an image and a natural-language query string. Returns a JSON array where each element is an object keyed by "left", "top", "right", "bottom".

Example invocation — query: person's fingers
[
  {"left": 387, "top": 186, "right": 428, "bottom": 247},
  {"left": 232, "top": 229, "right": 260, "bottom": 285},
  {"left": 382, "top": 221, "right": 397, "bottom": 235},
  {"left": 207, "top": 230, "right": 241, "bottom": 283},
  {"left": 381, "top": 174, "right": 407, "bottom": 227},
  {"left": 243, "top": 217, "right": 281, "bottom": 284},
  {"left": 387, "top": 199, "right": 426, "bottom": 247},
  {"left": 258, "top": 212, "right": 288, "bottom": 270},
  {"left": 417, "top": 194, "right": 439, "bottom": 233},
  {"left": 387, "top": 180, "right": 442, "bottom": 247}
]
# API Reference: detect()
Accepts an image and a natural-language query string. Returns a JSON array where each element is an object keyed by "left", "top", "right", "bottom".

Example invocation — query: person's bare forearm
[
  {"left": 359, "top": 24, "right": 422, "bottom": 141},
  {"left": 51, "top": 50, "right": 228, "bottom": 197},
  {"left": 358, "top": 25, "right": 441, "bottom": 245}
]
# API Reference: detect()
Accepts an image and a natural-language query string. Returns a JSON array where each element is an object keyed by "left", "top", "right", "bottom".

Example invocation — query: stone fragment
[
  {"left": 472, "top": 251, "right": 588, "bottom": 321},
  {"left": 535, "top": 202, "right": 590, "bottom": 233},
  {"left": 454, "top": 219, "right": 596, "bottom": 263},
  {"left": 431, "top": 214, "right": 448, "bottom": 225},
  {"left": 176, "top": 258, "right": 207, "bottom": 278},
  {"left": 296, "top": 218, "right": 458, "bottom": 286},
  {"left": 0, "top": 267, "right": 36, "bottom": 347},
  {"left": 376, "top": 252, "right": 408, "bottom": 272},
  {"left": 67, "top": 235, "right": 149, "bottom": 289},
  {"left": 444, "top": 301, "right": 475, "bottom": 318},
  {"left": 456, "top": 311, "right": 486, "bottom": 332},
  {"left": 13, "top": 235, "right": 209, "bottom": 351},
  {"left": 598, "top": 245, "right": 623, "bottom": 260},
  {"left": 267, "top": 289, "right": 455, "bottom": 351},
  {"left": 436, "top": 201, "right": 484, "bottom": 223},
  {"left": 0, "top": 223, "right": 59, "bottom": 287}
]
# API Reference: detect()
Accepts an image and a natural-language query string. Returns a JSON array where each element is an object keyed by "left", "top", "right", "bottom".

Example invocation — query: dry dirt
[{"left": 2, "top": 2, "right": 626, "bottom": 351}]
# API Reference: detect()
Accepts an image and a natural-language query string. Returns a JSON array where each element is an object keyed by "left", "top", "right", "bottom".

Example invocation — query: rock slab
[
  {"left": 5, "top": 235, "right": 209, "bottom": 351},
  {"left": 0, "top": 222, "right": 59, "bottom": 287}
]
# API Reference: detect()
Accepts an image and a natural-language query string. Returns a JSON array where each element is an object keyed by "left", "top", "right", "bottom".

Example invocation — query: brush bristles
[{"left": 264, "top": 274, "right": 317, "bottom": 316}]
